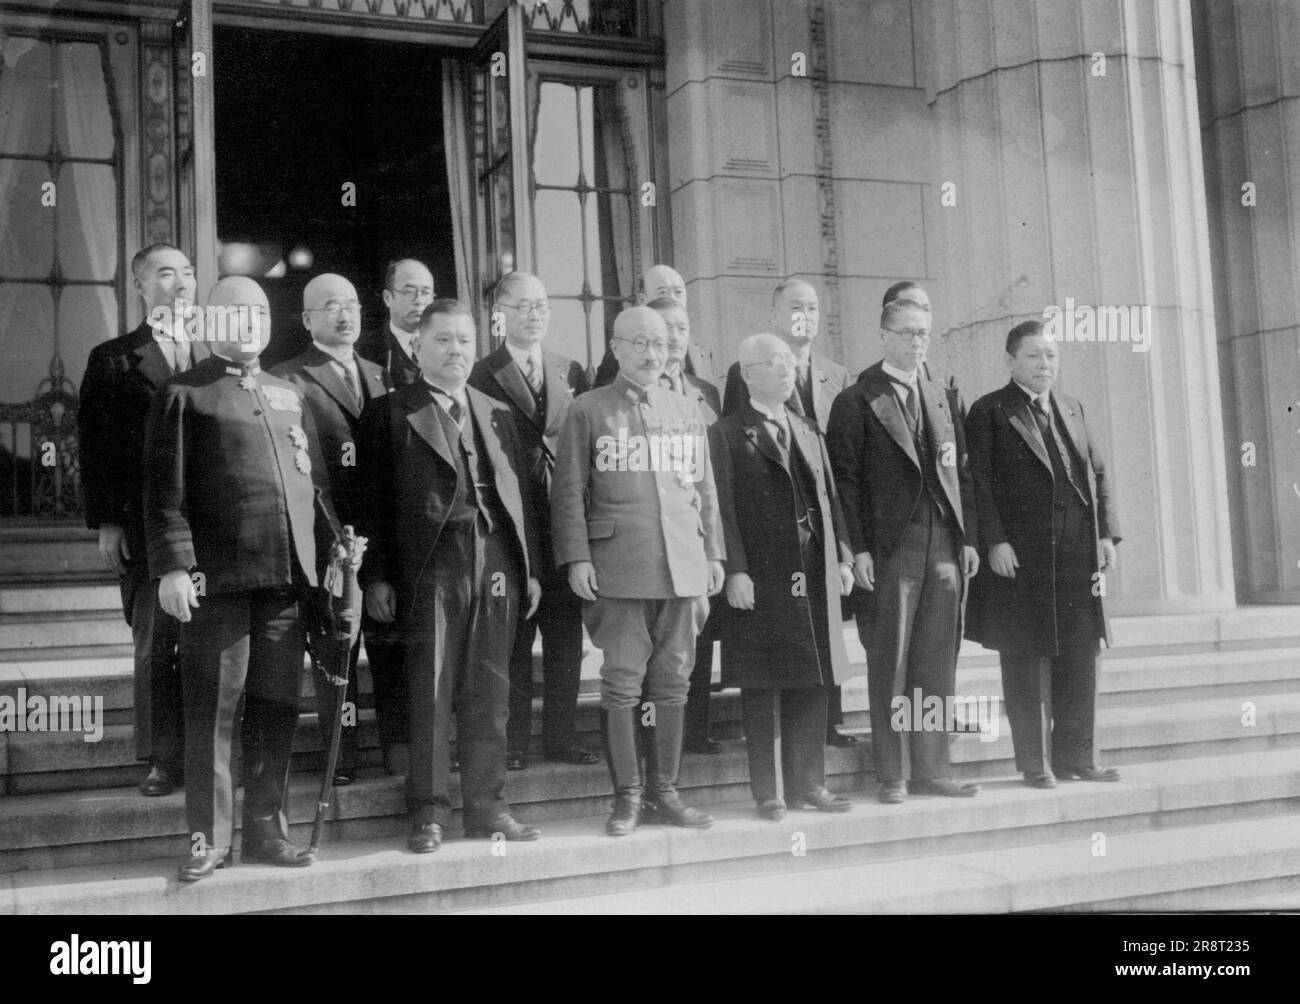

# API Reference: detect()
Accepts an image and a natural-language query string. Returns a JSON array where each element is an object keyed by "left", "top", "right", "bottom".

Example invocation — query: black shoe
[
  {"left": 643, "top": 789, "right": 714, "bottom": 828},
  {"left": 178, "top": 848, "right": 230, "bottom": 882},
  {"left": 332, "top": 764, "right": 355, "bottom": 786},
  {"left": 408, "top": 821, "right": 443, "bottom": 854},
  {"left": 1057, "top": 765, "right": 1120, "bottom": 782},
  {"left": 757, "top": 797, "right": 787, "bottom": 821},
  {"left": 139, "top": 763, "right": 178, "bottom": 797},
  {"left": 606, "top": 792, "right": 641, "bottom": 837},
  {"left": 383, "top": 743, "right": 410, "bottom": 776},
  {"left": 241, "top": 837, "right": 315, "bottom": 867},
  {"left": 465, "top": 815, "right": 540, "bottom": 841},
  {"left": 826, "top": 731, "right": 857, "bottom": 747},
  {"left": 545, "top": 744, "right": 600, "bottom": 765},
  {"left": 879, "top": 781, "right": 906, "bottom": 804},
  {"left": 683, "top": 736, "right": 723, "bottom": 755},
  {"left": 1024, "top": 771, "right": 1057, "bottom": 789},
  {"left": 506, "top": 749, "right": 528, "bottom": 771},
  {"left": 789, "top": 786, "right": 853, "bottom": 812},
  {"left": 910, "top": 777, "right": 980, "bottom": 798}
]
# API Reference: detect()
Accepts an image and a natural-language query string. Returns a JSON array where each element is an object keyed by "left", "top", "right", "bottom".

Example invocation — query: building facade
[{"left": 0, "top": 0, "right": 1295, "bottom": 618}]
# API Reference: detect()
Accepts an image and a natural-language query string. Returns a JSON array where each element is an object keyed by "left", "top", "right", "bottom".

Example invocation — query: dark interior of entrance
[{"left": 213, "top": 27, "right": 455, "bottom": 368}]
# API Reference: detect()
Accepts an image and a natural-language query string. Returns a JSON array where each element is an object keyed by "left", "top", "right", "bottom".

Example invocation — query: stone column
[
  {"left": 1194, "top": 0, "right": 1300, "bottom": 604},
  {"left": 917, "top": 0, "right": 1236, "bottom": 615}
]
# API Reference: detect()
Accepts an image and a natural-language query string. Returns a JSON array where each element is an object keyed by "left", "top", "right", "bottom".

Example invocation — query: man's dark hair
[
  {"left": 1006, "top": 319, "right": 1044, "bottom": 356},
  {"left": 882, "top": 280, "right": 925, "bottom": 309},
  {"left": 131, "top": 243, "right": 183, "bottom": 280},
  {"left": 880, "top": 297, "right": 928, "bottom": 331},
  {"left": 420, "top": 298, "right": 474, "bottom": 327},
  {"left": 384, "top": 258, "right": 429, "bottom": 292},
  {"left": 772, "top": 277, "right": 815, "bottom": 307}
]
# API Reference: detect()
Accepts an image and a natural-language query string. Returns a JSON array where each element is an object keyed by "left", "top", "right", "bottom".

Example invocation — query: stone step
[
  {"left": 0, "top": 527, "right": 108, "bottom": 584},
  {"left": 10, "top": 680, "right": 1300, "bottom": 799},
  {"left": 4, "top": 750, "right": 1297, "bottom": 913},
  {"left": 0, "top": 610, "right": 132, "bottom": 655},
  {"left": 458, "top": 810, "right": 1300, "bottom": 915}
]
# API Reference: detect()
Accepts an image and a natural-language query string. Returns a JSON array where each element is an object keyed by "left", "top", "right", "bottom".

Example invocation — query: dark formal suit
[
  {"left": 356, "top": 324, "right": 420, "bottom": 763},
  {"left": 272, "top": 344, "right": 397, "bottom": 772},
  {"left": 710, "top": 403, "right": 860, "bottom": 801},
  {"left": 964, "top": 381, "right": 1120, "bottom": 774},
  {"left": 469, "top": 342, "right": 589, "bottom": 757},
  {"left": 143, "top": 354, "right": 338, "bottom": 852},
  {"left": 357, "top": 380, "right": 540, "bottom": 829},
  {"left": 825, "top": 362, "right": 977, "bottom": 784},
  {"left": 78, "top": 321, "right": 209, "bottom": 770},
  {"left": 360, "top": 324, "right": 421, "bottom": 390},
  {"left": 724, "top": 348, "right": 853, "bottom": 736}
]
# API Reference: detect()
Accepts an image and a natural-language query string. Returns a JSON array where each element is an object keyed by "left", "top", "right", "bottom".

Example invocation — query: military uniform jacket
[
  {"left": 271, "top": 344, "right": 390, "bottom": 525},
  {"left": 143, "top": 355, "right": 336, "bottom": 595},
  {"left": 78, "top": 321, "right": 211, "bottom": 558},
  {"left": 551, "top": 372, "right": 725, "bottom": 599}
]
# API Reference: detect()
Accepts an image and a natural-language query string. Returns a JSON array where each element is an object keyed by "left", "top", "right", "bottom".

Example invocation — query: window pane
[
  {"left": 533, "top": 81, "right": 579, "bottom": 187},
  {"left": 57, "top": 162, "right": 118, "bottom": 281},
  {"left": 488, "top": 166, "right": 516, "bottom": 273},
  {"left": 0, "top": 283, "right": 54, "bottom": 403},
  {"left": 54, "top": 43, "right": 114, "bottom": 160},
  {"left": 58, "top": 284, "right": 117, "bottom": 389},
  {"left": 544, "top": 297, "right": 587, "bottom": 367},
  {"left": 579, "top": 85, "right": 595, "bottom": 184},
  {"left": 489, "top": 70, "right": 511, "bottom": 161},
  {"left": 534, "top": 188, "right": 584, "bottom": 294},
  {"left": 0, "top": 38, "right": 52, "bottom": 156},
  {"left": 584, "top": 187, "right": 602, "bottom": 298},
  {"left": 0, "top": 158, "right": 55, "bottom": 278}
]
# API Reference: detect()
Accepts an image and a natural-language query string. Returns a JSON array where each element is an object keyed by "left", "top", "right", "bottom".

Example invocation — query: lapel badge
[
  {"left": 288, "top": 424, "right": 308, "bottom": 449},
  {"left": 294, "top": 449, "right": 312, "bottom": 476},
  {"left": 239, "top": 375, "right": 258, "bottom": 392}
]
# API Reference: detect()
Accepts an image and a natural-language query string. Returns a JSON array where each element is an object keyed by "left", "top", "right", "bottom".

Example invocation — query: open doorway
[{"left": 212, "top": 27, "right": 456, "bottom": 369}]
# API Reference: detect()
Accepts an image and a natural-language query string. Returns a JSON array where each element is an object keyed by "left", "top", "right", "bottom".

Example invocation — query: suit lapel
[
  {"left": 402, "top": 384, "right": 456, "bottom": 472},
  {"left": 810, "top": 353, "right": 832, "bottom": 424},
  {"left": 541, "top": 351, "right": 572, "bottom": 442},
  {"left": 357, "top": 357, "right": 388, "bottom": 402},
  {"left": 1003, "top": 383, "right": 1052, "bottom": 473},
  {"left": 740, "top": 403, "right": 788, "bottom": 471},
  {"left": 866, "top": 368, "right": 920, "bottom": 470},
  {"left": 133, "top": 338, "right": 175, "bottom": 389},
  {"left": 1051, "top": 390, "right": 1086, "bottom": 464},
  {"left": 302, "top": 349, "right": 360, "bottom": 419},
  {"left": 468, "top": 388, "right": 520, "bottom": 503},
  {"left": 788, "top": 416, "right": 818, "bottom": 475},
  {"left": 492, "top": 347, "right": 541, "bottom": 427}
]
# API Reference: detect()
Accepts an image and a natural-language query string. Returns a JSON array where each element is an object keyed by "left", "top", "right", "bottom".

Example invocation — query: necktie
[
  {"left": 173, "top": 337, "right": 191, "bottom": 374},
  {"left": 525, "top": 354, "right": 543, "bottom": 395},
  {"left": 433, "top": 386, "right": 463, "bottom": 425},
  {"left": 770, "top": 418, "right": 788, "bottom": 450},
  {"left": 338, "top": 359, "right": 360, "bottom": 407},
  {"left": 889, "top": 375, "right": 919, "bottom": 433}
]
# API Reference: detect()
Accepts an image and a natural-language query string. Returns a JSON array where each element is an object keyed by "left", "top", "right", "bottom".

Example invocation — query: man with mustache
[
  {"left": 358, "top": 299, "right": 542, "bottom": 853},
  {"left": 273, "top": 274, "right": 391, "bottom": 785}
]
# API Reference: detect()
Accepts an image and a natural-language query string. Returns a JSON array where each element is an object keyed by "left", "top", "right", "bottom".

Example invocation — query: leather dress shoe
[
  {"left": 464, "top": 815, "right": 540, "bottom": 841},
  {"left": 1024, "top": 771, "right": 1058, "bottom": 789},
  {"left": 241, "top": 837, "right": 315, "bottom": 867},
  {"left": 408, "top": 821, "right": 444, "bottom": 853},
  {"left": 545, "top": 744, "right": 600, "bottom": 765},
  {"left": 506, "top": 749, "right": 528, "bottom": 771},
  {"left": 683, "top": 736, "right": 723, "bottom": 755},
  {"left": 789, "top": 786, "right": 852, "bottom": 812},
  {"left": 1057, "top": 765, "right": 1120, "bottom": 782},
  {"left": 910, "top": 777, "right": 980, "bottom": 798},
  {"left": 643, "top": 790, "right": 714, "bottom": 828},
  {"left": 332, "top": 764, "right": 355, "bottom": 786},
  {"left": 178, "top": 848, "right": 230, "bottom": 882},
  {"left": 383, "top": 743, "right": 410, "bottom": 776},
  {"left": 139, "top": 763, "right": 180, "bottom": 797},
  {"left": 879, "top": 781, "right": 906, "bottom": 804},
  {"left": 826, "top": 731, "right": 857, "bottom": 747},
  {"left": 757, "top": 797, "right": 787, "bottom": 821}
]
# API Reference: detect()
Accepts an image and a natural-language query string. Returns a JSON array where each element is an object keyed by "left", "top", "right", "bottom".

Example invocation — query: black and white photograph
[{"left": 0, "top": 0, "right": 1295, "bottom": 945}]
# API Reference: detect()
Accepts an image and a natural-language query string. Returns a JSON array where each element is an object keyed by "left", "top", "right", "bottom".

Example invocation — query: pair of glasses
[
  {"left": 501, "top": 299, "right": 550, "bottom": 315},
  {"left": 615, "top": 336, "right": 668, "bottom": 354},
  {"left": 391, "top": 286, "right": 434, "bottom": 302},
  {"left": 883, "top": 327, "right": 930, "bottom": 341},
  {"left": 307, "top": 302, "right": 362, "bottom": 317},
  {"left": 748, "top": 355, "right": 797, "bottom": 374}
]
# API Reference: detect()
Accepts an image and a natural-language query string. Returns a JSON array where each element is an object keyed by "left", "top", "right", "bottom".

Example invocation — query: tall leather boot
[
  {"left": 601, "top": 708, "right": 642, "bottom": 837},
  {"left": 642, "top": 703, "right": 714, "bottom": 828}
]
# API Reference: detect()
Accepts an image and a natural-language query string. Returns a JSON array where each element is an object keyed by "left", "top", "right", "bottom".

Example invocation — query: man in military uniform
[
  {"left": 552, "top": 306, "right": 725, "bottom": 837},
  {"left": 358, "top": 299, "right": 542, "bottom": 854},
  {"left": 79, "top": 243, "right": 203, "bottom": 797},
  {"left": 144, "top": 276, "right": 342, "bottom": 881},
  {"left": 273, "top": 274, "right": 392, "bottom": 785}
]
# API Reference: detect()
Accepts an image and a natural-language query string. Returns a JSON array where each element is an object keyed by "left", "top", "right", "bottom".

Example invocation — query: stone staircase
[{"left": 1, "top": 576, "right": 1299, "bottom": 913}]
